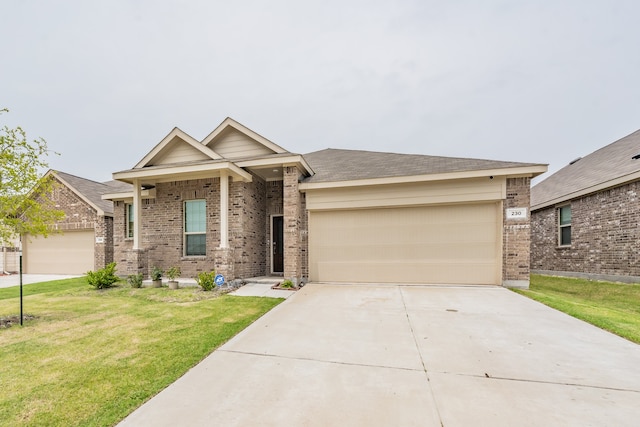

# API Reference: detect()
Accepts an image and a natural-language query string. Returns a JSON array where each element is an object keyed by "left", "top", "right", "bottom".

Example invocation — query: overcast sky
[{"left": 2, "top": 1, "right": 639, "bottom": 184}]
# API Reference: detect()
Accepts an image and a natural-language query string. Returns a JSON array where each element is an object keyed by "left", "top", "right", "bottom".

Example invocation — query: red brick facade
[{"left": 531, "top": 180, "right": 640, "bottom": 281}]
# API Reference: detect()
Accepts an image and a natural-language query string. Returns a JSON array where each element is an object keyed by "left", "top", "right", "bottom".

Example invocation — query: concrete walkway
[
  {"left": 0, "top": 274, "right": 82, "bottom": 288},
  {"left": 118, "top": 283, "right": 640, "bottom": 426}
]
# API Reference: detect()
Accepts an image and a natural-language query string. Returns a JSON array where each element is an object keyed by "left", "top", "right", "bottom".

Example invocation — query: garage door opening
[{"left": 309, "top": 203, "right": 501, "bottom": 285}]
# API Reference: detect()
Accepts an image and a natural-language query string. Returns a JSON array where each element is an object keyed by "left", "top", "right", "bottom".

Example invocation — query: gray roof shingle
[
  {"left": 54, "top": 171, "right": 132, "bottom": 215},
  {"left": 302, "top": 148, "right": 540, "bottom": 184},
  {"left": 531, "top": 129, "right": 640, "bottom": 209}
]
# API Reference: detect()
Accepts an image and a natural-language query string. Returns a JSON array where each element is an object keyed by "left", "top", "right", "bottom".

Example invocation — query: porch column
[
  {"left": 219, "top": 171, "right": 229, "bottom": 248},
  {"left": 132, "top": 178, "right": 142, "bottom": 250}
]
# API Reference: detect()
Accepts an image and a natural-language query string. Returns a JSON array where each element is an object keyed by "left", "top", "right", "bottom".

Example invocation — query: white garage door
[
  {"left": 309, "top": 203, "right": 501, "bottom": 285},
  {"left": 23, "top": 230, "right": 95, "bottom": 274}
]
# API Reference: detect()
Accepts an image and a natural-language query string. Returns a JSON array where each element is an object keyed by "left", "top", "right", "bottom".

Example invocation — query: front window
[
  {"left": 125, "top": 203, "right": 134, "bottom": 239},
  {"left": 558, "top": 205, "right": 571, "bottom": 246},
  {"left": 184, "top": 200, "right": 206, "bottom": 256}
]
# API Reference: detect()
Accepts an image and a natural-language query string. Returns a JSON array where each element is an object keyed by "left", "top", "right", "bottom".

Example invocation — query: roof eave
[
  {"left": 300, "top": 165, "right": 547, "bottom": 191},
  {"left": 532, "top": 169, "right": 640, "bottom": 211}
]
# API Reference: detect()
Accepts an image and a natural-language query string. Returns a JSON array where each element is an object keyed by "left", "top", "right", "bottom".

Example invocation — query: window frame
[
  {"left": 557, "top": 204, "right": 572, "bottom": 247},
  {"left": 125, "top": 203, "right": 134, "bottom": 239},
  {"left": 184, "top": 199, "right": 206, "bottom": 257}
]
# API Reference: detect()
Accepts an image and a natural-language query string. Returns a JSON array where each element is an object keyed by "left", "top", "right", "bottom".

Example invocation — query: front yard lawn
[
  {"left": 0, "top": 278, "right": 283, "bottom": 427},
  {"left": 516, "top": 274, "right": 640, "bottom": 344}
]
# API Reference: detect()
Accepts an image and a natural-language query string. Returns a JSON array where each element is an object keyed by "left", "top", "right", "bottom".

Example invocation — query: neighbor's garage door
[
  {"left": 23, "top": 230, "right": 95, "bottom": 274},
  {"left": 309, "top": 203, "right": 501, "bottom": 285}
]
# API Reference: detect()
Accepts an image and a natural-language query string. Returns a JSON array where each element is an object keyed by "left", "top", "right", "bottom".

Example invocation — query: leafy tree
[{"left": 0, "top": 107, "right": 64, "bottom": 244}]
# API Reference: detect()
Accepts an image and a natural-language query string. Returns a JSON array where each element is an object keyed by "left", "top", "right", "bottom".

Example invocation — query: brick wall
[
  {"left": 502, "top": 177, "right": 531, "bottom": 287},
  {"left": 531, "top": 180, "right": 640, "bottom": 278},
  {"left": 283, "top": 166, "right": 304, "bottom": 282},
  {"left": 114, "top": 175, "right": 269, "bottom": 279},
  {"left": 37, "top": 176, "right": 113, "bottom": 270}
]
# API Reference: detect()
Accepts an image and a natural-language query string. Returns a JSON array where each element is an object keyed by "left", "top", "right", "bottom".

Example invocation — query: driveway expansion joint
[{"left": 218, "top": 349, "right": 424, "bottom": 372}]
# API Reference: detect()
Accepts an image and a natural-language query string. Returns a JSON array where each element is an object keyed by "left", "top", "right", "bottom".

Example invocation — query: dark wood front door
[{"left": 272, "top": 215, "right": 284, "bottom": 273}]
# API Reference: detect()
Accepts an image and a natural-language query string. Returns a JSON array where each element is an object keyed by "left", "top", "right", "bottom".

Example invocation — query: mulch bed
[
  {"left": 0, "top": 314, "right": 37, "bottom": 329},
  {"left": 270, "top": 283, "right": 300, "bottom": 291}
]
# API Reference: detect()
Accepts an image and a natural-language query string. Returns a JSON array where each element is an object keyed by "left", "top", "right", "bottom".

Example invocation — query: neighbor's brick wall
[
  {"left": 502, "top": 177, "right": 531, "bottom": 283},
  {"left": 49, "top": 177, "right": 98, "bottom": 232},
  {"left": 35, "top": 176, "right": 114, "bottom": 271},
  {"left": 531, "top": 180, "right": 640, "bottom": 277}
]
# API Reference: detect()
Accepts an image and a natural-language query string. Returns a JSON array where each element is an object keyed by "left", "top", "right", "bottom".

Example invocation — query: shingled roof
[
  {"left": 302, "top": 148, "right": 543, "bottom": 184},
  {"left": 531, "top": 129, "right": 640, "bottom": 210},
  {"left": 53, "top": 171, "right": 132, "bottom": 215}
]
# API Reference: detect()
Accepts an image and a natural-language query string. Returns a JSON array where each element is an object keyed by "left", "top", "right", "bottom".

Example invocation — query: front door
[{"left": 272, "top": 215, "right": 284, "bottom": 274}]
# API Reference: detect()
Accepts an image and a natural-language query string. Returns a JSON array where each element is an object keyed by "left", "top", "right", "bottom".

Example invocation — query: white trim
[
  {"left": 132, "top": 179, "right": 141, "bottom": 250},
  {"left": 299, "top": 165, "right": 547, "bottom": 191},
  {"left": 236, "top": 155, "right": 314, "bottom": 177},
  {"left": 184, "top": 199, "right": 207, "bottom": 256},
  {"left": 113, "top": 161, "right": 253, "bottom": 183}
]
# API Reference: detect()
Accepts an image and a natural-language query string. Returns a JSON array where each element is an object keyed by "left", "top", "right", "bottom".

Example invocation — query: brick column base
[
  {"left": 119, "top": 248, "right": 148, "bottom": 278},
  {"left": 213, "top": 247, "right": 235, "bottom": 280}
]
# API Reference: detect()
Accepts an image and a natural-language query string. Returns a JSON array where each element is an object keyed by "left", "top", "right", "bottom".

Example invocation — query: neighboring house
[
  {"left": 531, "top": 129, "right": 640, "bottom": 282},
  {"left": 104, "top": 117, "right": 546, "bottom": 287},
  {"left": 21, "top": 170, "right": 131, "bottom": 274}
]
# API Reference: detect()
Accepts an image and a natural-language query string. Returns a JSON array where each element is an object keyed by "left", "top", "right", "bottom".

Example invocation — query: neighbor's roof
[
  {"left": 531, "top": 129, "right": 640, "bottom": 210},
  {"left": 302, "top": 148, "right": 544, "bottom": 184},
  {"left": 53, "top": 171, "right": 132, "bottom": 215}
]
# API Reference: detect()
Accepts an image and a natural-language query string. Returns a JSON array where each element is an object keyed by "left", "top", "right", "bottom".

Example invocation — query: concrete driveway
[
  {"left": 118, "top": 284, "right": 640, "bottom": 426},
  {"left": 0, "top": 274, "right": 82, "bottom": 288}
]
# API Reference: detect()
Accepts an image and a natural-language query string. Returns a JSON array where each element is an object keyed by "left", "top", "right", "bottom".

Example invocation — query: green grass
[
  {"left": 516, "top": 274, "right": 640, "bottom": 344},
  {"left": 0, "top": 278, "right": 283, "bottom": 427}
]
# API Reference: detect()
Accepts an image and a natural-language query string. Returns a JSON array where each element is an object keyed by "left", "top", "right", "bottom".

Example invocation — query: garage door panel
[
  {"left": 309, "top": 203, "right": 501, "bottom": 285},
  {"left": 24, "top": 231, "right": 94, "bottom": 274}
]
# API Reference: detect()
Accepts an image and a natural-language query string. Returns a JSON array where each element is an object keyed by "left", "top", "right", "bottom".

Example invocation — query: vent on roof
[
  {"left": 569, "top": 157, "right": 582, "bottom": 165},
  {"left": 632, "top": 154, "right": 640, "bottom": 160}
]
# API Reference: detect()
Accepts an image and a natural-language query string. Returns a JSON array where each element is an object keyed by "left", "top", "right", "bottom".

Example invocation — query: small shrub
[
  {"left": 166, "top": 266, "right": 181, "bottom": 281},
  {"left": 151, "top": 266, "right": 163, "bottom": 281},
  {"left": 195, "top": 271, "right": 216, "bottom": 291},
  {"left": 280, "top": 279, "right": 295, "bottom": 289},
  {"left": 87, "top": 263, "right": 119, "bottom": 289},
  {"left": 127, "top": 273, "right": 143, "bottom": 288}
]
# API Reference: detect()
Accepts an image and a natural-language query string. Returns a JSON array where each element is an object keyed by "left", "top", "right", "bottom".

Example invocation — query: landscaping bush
[
  {"left": 195, "top": 271, "right": 216, "bottom": 291},
  {"left": 86, "top": 263, "right": 119, "bottom": 289},
  {"left": 127, "top": 273, "right": 144, "bottom": 288}
]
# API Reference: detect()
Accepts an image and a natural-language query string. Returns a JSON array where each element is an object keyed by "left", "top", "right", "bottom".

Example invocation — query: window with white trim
[
  {"left": 184, "top": 200, "right": 206, "bottom": 256},
  {"left": 125, "top": 203, "right": 134, "bottom": 239},
  {"left": 558, "top": 205, "right": 571, "bottom": 246}
]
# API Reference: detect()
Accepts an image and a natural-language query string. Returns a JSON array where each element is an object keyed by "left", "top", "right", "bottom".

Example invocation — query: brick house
[
  {"left": 104, "top": 117, "right": 545, "bottom": 287},
  {"left": 531, "top": 129, "right": 640, "bottom": 282},
  {"left": 22, "top": 170, "right": 131, "bottom": 274}
]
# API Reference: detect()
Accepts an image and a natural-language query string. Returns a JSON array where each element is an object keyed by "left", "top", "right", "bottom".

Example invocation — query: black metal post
[{"left": 20, "top": 254, "right": 23, "bottom": 326}]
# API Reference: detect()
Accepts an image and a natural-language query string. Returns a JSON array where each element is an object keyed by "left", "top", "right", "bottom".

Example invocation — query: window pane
[
  {"left": 561, "top": 226, "right": 571, "bottom": 245},
  {"left": 186, "top": 234, "right": 206, "bottom": 256},
  {"left": 185, "top": 200, "right": 206, "bottom": 233},
  {"left": 560, "top": 206, "right": 571, "bottom": 225},
  {"left": 127, "top": 204, "right": 134, "bottom": 238}
]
